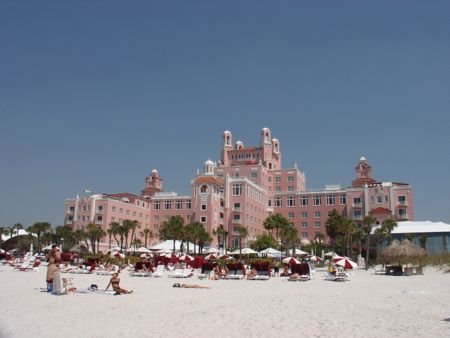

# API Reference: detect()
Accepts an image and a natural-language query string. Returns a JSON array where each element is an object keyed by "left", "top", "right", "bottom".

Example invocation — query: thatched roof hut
[{"left": 381, "top": 239, "right": 426, "bottom": 265}]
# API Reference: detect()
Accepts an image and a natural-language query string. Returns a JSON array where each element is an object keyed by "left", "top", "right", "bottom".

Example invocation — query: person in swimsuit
[
  {"left": 173, "top": 283, "right": 210, "bottom": 289},
  {"left": 106, "top": 272, "right": 133, "bottom": 295},
  {"left": 46, "top": 259, "right": 59, "bottom": 292}
]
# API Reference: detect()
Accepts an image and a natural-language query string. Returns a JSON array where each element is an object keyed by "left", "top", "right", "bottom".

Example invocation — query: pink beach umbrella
[
  {"left": 282, "top": 257, "right": 300, "bottom": 265},
  {"left": 204, "top": 254, "right": 217, "bottom": 260},
  {"left": 178, "top": 254, "right": 194, "bottom": 261},
  {"left": 333, "top": 257, "right": 357, "bottom": 269}
]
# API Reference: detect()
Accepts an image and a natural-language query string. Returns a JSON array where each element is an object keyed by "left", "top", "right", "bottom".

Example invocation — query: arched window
[{"left": 200, "top": 185, "right": 208, "bottom": 193}]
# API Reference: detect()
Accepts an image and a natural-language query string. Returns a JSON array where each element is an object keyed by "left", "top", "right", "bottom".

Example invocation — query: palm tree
[
  {"left": 141, "top": 228, "right": 152, "bottom": 248},
  {"left": 325, "top": 209, "right": 343, "bottom": 247},
  {"left": 27, "top": 222, "right": 51, "bottom": 251},
  {"left": 279, "top": 225, "right": 298, "bottom": 256},
  {"left": 375, "top": 218, "right": 397, "bottom": 258},
  {"left": 212, "top": 224, "right": 228, "bottom": 252},
  {"left": 159, "top": 216, "right": 185, "bottom": 252},
  {"left": 85, "top": 223, "right": 106, "bottom": 254},
  {"left": 263, "top": 213, "right": 289, "bottom": 241},
  {"left": 234, "top": 225, "right": 248, "bottom": 260},
  {"left": 362, "top": 215, "right": 378, "bottom": 270},
  {"left": 109, "top": 222, "right": 123, "bottom": 249}
]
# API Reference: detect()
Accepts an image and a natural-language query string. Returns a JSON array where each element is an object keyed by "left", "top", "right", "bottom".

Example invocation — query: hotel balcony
[
  {"left": 397, "top": 202, "right": 408, "bottom": 207},
  {"left": 353, "top": 215, "right": 363, "bottom": 221},
  {"left": 352, "top": 203, "right": 362, "bottom": 208},
  {"left": 398, "top": 214, "right": 409, "bottom": 220},
  {"left": 232, "top": 207, "right": 241, "bottom": 212},
  {"left": 232, "top": 219, "right": 241, "bottom": 224}
]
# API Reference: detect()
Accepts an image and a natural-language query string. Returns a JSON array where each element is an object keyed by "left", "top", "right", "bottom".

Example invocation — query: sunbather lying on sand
[{"left": 173, "top": 283, "right": 210, "bottom": 289}]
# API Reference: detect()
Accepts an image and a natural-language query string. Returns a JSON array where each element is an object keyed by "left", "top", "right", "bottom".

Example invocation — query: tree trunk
[{"left": 365, "top": 234, "right": 370, "bottom": 270}]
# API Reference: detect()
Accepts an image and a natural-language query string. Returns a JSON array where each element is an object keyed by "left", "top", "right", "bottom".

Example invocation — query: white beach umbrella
[
  {"left": 259, "top": 247, "right": 282, "bottom": 255},
  {"left": 205, "top": 248, "right": 218, "bottom": 254}
]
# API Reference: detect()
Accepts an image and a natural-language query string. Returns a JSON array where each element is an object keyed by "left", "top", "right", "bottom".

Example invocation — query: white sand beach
[{"left": 0, "top": 265, "right": 448, "bottom": 338}]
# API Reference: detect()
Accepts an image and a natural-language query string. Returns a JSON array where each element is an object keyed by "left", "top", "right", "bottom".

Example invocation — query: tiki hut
[{"left": 381, "top": 239, "right": 426, "bottom": 266}]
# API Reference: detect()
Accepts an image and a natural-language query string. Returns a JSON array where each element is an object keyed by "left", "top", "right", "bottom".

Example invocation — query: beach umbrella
[
  {"left": 259, "top": 247, "right": 282, "bottom": 255},
  {"left": 334, "top": 257, "right": 358, "bottom": 269},
  {"left": 293, "top": 248, "right": 308, "bottom": 255},
  {"left": 204, "top": 254, "right": 217, "bottom": 260},
  {"left": 219, "top": 254, "right": 234, "bottom": 260},
  {"left": 206, "top": 248, "right": 218, "bottom": 254},
  {"left": 178, "top": 253, "right": 194, "bottom": 261},
  {"left": 308, "top": 255, "right": 323, "bottom": 262},
  {"left": 111, "top": 252, "right": 125, "bottom": 259},
  {"left": 282, "top": 257, "right": 300, "bottom": 265},
  {"left": 324, "top": 251, "right": 335, "bottom": 257}
]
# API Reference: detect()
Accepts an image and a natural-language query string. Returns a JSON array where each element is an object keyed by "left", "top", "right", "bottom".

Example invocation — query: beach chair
[
  {"left": 152, "top": 265, "right": 165, "bottom": 278},
  {"left": 18, "top": 259, "right": 41, "bottom": 272},
  {"left": 324, "top": 271, "right": 347, "bottom": 282}
]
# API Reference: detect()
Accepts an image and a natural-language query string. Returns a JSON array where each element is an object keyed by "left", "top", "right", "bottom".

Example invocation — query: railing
[{"left": 232, "top": 219, "right": 241, "bottom": 224}]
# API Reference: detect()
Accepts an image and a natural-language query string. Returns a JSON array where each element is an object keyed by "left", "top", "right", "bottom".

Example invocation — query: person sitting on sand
[
  {"left": 173, "top": 283, "right": 210, "bottom": 289},
  {"left": 247, "top": 267, "right": 258, "bottom": 279},
  {"left": 327, "top": 261, "right": 336, "bottom": 275},
  {"left": 106, "top": 272, "right": 133, "bottom": 295}
]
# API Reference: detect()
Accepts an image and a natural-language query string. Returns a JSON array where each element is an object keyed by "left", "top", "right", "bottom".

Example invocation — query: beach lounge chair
[
  {"left": 17, "top": 259, "right": 41, "bottom": 272},
  {"left": 247, "top": 262, "right": 270, "bottom": 280},
  {"left": 324, "top": 271, "right": 347, "bottom": 282},
  {"left": 288, "top": 263, "right": 312, "bottom": 281},
  {"left": 169, "top": 268, "right": 193, "bottom": 278},
  {"left": 225, "top": 263, "right": 246, "bottom": 280},
  {"left": 152, "top": 265, "right": 165, "bottom": 278},
  {"left": 197, "top": 263, "right": 214, "bottom": 279}
]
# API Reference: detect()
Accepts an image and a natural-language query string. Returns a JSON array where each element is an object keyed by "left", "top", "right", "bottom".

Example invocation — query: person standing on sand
[
  {"left": 46, "top": 245, "right": 61, "bottom": 264},
  {"left": 106, "top": 272, "right": 133, "bottom": 295},
  {"left": 46, "top": 258, "right": 59, "bottom": 292}
]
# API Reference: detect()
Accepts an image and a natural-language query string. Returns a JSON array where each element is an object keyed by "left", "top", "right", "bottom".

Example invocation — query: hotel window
[
  {"left": 126, "top": 210, "right": 130, "bottom": 215},
  {"left": 314, "top": 211, "right": 321, "bottom": 218},
  {"left": 275, "top": 176, "right": 281, "bottom": 183},
  {"left": 201, "top": 216, "right": 207, "bottom": 223},
  {"left": 82, "top": 216, "right": 85, "bottom": 221},
  {"left": 300, "top": 196, "right": 308, "bottom": 207},
  {"left": 353, "top": 197, "right": 362, "bottom": 206},
  {"left": 175, "top": 200, "right": 182, "bottom": 210},
  {"left": 398, "top": 196, "right": 406, "bottom": 205},
  {"left": 301, "top": 222, "right": 308, "bottom": 228},
  {"left": 111, "top": 217, "right": 115, "bottom": 222},
  {"left": 232, "top": 184, "right": 242, "bottom": 196},
  {"left": 326, "top": 195, "right": 335, "bottom": 206},
  {"left": 186, "top": 215, "right": 191, "bottom": 220},
  {"left": 339, "top": 195, "right": 347, "bottom": 205},
  {"left": 186, "top": 200, "right": 191, "bottom": 209},
  {"left": 314, "top": 221, "right": 321, "bottom": 228},
  {"left": 233, "top": 214, "right": 240, "bottom": 222},
  {"left": 153, "top": 201, "right": 160, "bottom": 210},
  {"left": 112, "top": 206, "right": 116, "bottom": 212},
  {"left": 301, "top": 232, "right": 308, "bottom": 239},
  {"left": 275, "top": 197, "right": 282, "bottom": 207},
  {"left": 82, "top": 205, "right": 87, "bottom": 211},
  {"left": 301, "top": 211, "right": 308, "bottom": 218},
  {"left": 399, "top": 208, "right": 407, "bottom": 218},
  {"left": 233, "top": 202, "right": 241, "bottom": 211},
  {"left": 96, "top": 216, "right": 103, "bottom": 224},
  {"left": 251, "top": 171, "right": 257, "bottom": 179},
  {"left": 353, "top": 210, "right": 363, "bottom": 220},
  {"left": 275, "top": 186, "right": 281, "bottom": 192},
  {"left": 164, "top": 201, "right": 172, "bottom": 210},
  {"left": 287, "top": 186, "right": 294, "bottom": 192},
  {"left": 288, "top": 212, "right": 295, "bottom": 219},
  {"left": 313, "top": 195, "right": 321, "bottom": 206},
  {"left": 201, "top": 204, "right": 207, "bottom": 210},
  {"left": 287, "top": 176, "right": 294, "bottom": 182},
  {"left": 287, "top": 196, "right": 295, "bottom": 207}
]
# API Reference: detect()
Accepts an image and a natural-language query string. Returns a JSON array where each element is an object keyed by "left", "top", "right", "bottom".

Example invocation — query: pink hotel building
[{"left": 64, "top": 128, "right": 414, "bottom": 250}]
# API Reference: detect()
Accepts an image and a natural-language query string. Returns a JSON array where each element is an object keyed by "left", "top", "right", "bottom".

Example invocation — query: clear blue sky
[{"left": 1, "top": 1, "right": 449, "bottom": 228}]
